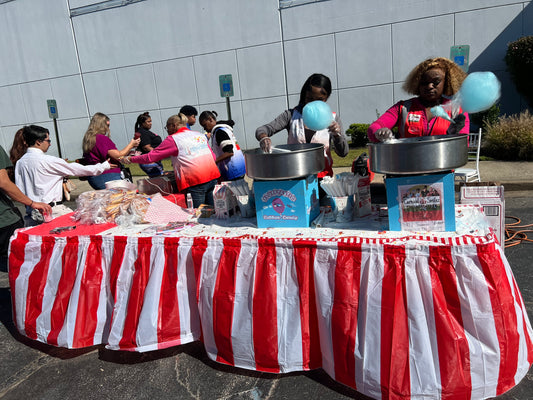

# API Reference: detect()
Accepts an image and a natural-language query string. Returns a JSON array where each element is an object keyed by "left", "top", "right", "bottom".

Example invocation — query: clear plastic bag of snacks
[{"left": 74, "top": 189, "right": 151, "bottom": 225}]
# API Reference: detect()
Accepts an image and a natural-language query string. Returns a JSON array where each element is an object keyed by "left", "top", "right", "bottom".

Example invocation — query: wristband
[
  {"left": 259, "top": 136, "right": 270, "bottom": 143},
  {"left": 30, "top": 200, "right": 34, "bottom": 207}
]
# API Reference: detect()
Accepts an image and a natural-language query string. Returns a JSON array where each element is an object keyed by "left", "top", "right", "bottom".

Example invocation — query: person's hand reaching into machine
[
  {"left": 259, "top": 136, "right": 272, "bottom": 153},
  {"left": 374, "top": 128, "right": 394, "bottom": 142},
  {"left": 446, "top": 114, "right": 466, "bottom": 135}
]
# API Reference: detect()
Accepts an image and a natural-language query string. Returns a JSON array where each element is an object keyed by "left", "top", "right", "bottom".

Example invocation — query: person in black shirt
[{"left": 134, "top": 112, "right": 164, "bottom": 177}]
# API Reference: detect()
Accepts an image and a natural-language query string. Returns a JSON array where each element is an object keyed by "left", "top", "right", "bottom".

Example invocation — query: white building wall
[{"left": 0, "top": 0, "right": 531, "bottom": 159}]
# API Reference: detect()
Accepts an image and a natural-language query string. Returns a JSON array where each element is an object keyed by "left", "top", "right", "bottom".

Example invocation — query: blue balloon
[
  {"left": 457, "top": 71, "right": 501, "bottom": 113},
  {"left": 302, "top": 101, "right": 333, "bottom": 131}
]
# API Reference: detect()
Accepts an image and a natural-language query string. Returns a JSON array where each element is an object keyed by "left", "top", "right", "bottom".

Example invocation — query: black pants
[{"left": 0, "top": 218, "right": 24, "bottom": 256}]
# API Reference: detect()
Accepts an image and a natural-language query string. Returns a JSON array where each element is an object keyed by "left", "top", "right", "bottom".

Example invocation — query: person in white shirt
[{"left": 14, "top": 125, "right": 113, "bottom": 225}]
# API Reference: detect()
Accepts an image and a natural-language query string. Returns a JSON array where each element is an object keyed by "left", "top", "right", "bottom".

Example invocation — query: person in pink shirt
[
  {"left": 368, "top": 57, "right": 470, "bottom": 142},
  {"left": 82, "top": 112, "right": 140, "bottom": 189},
  {"left": 123, "top": 114, "right": 220, "bottom": 208}
]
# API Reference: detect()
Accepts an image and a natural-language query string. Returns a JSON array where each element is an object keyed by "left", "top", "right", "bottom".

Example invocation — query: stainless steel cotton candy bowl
[
  {"left": 244, "top": 143, "right": 325, "bottom": 180},
  {"left": 368, "top": 134, "right": 468, "bottom": 175}
]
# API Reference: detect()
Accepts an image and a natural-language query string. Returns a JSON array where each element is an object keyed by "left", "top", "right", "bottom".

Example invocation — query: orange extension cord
[{"left": 505, "top": 216, "right": 533, "bottom": 248}]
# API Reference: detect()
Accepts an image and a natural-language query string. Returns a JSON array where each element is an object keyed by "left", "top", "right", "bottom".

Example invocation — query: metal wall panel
[
  {"left": 20, "top": 81, "right": 54, "bottom": 123},
  {"left": 116, "top": 64, "right": 159, "bottom": 113},
  {"left": 49, "top": 76, "right": 88, "bottom": 119},
  {"left": 283, "top": 35, "right": 337, "bottom": 96},
  {"left": 391, "top": 15, "right": 455, "bottom": 85},
  {"left": 55, "top": 117, "right": 91, "bottom": 160},
  {"left": 72, "top": 0, "right": 281, "bottom": 72},
  {"left": 153, "top": 58, "right": 198, "bottom": 110},
  {"left": 0, "top": 0, "right": 78, "bottom": 85},
  {"left": 338, "top": 84, "right": 393, "bottom": 131},
  {"left": 193, "top": 50, "right": 240, "bottom": 105},
  {"left": 83, "top": 70, "right": 123, "bottom": 115},
  {"left": 0, "top": 0, "right": 531, "bottom": 149},
  {"left": 280, "top": 0, "right": 522, "bottom": 40},
  {"left": 0, "top": 85, "right": 27, "bottom": 126},
  {"left": 336, "top": 25, "right": 393, "bottom": 88},
  {"left": 241, "top": 96, "right": 289, "bottom": 149},
  {"left": 236, "top": 43, "right": 286, "bottom": 101}
]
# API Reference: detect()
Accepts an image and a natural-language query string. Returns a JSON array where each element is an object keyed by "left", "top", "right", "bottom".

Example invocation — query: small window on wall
[
  {"left": 70, "top": 0, "right": 147, "bottom": 17},
  {"left": 279, "top": 0, "right": 328, "bottom": 8}
]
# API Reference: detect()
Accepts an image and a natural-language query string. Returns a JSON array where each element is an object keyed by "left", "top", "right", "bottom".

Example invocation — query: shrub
[
  {"left": 469, "top": 103, "right": 500, "bottom": 132},
  {"left": 346, "top": 123, "right": 370, "bottom": 147},
  {"left": 484, "top": 110, "right": 533, "bottom": 160},
  {"left": 505, "top": 36, "right": 533, "bottom": 109}
]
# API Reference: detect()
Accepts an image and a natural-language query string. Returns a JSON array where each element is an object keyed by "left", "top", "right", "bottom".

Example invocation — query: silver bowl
[
  {"left": 244, "top": 143, "right": 325, "bottom": 180},
  {"left": 368, "top": 134, "right": 468, "bottom": 175}
]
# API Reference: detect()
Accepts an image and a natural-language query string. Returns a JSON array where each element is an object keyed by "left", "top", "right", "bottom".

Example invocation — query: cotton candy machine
[
  {"left": 369, "top": 134, "right": 469, "bottom": 232},
  {"left": 244, "top": 143, "right": 324, "bottom": 227},
  {"left": 243, "top": 143, "right": 324, "bottom": 181},
  {"left": 368, "top": 134, "right": 468, "bottom": 175}
]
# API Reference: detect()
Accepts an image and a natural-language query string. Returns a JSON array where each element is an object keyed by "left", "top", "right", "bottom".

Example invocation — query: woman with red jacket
[{"left": 368, "top": 57, "right": 470, "bottom": 142}]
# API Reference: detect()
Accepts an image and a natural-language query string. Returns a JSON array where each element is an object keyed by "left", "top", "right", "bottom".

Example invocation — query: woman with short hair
[{"left": 123, "top": 114, "right": 220, "bottom": 208}]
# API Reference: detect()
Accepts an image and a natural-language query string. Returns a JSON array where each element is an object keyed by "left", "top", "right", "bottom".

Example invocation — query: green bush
[
  {"left": 484, "top": 110, "right": 533, "bottom": 160},
  {"left": 505, "top": 36, "right": 533, "bottom": 109},
  {"left": 346, "top": 123, "right": 370, "bottom": 147}
]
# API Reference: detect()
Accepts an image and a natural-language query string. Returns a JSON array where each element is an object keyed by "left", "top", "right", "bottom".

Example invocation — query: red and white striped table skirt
[{"left": 8, "top": 230, "right": 533, "bottom": 399}]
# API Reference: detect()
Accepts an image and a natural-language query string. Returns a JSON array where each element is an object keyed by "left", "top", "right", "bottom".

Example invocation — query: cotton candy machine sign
[
  {"left": 261, "top": 189, "right": 296, "bottom": 203},
  {"left": 253, "top": 175, "right": 320, "bottom": 228},
  {"left": 261, "top": 189, "right": 297, "bottom": 219},
  {"left": 399, "top": 183, "right": 444, "bottom": 230}
]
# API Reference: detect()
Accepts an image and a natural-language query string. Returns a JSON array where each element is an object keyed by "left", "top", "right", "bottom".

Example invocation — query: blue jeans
[
  {"left": 87, "top": 173, "right": 122, "bottom": 190},
  {"left": 186, "top": 179, "right": 217, "bottom": 208},
  {"left": 139, "top": 162, "right": 164, "bottom": 178}
]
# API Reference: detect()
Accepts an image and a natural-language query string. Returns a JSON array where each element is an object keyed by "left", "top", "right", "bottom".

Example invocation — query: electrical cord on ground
[{"left": 505, "top": 216, "right": 533, "bottom": 248}]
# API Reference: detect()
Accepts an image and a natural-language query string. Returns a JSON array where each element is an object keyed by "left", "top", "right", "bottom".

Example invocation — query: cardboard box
[
  {"left": 460, "top": 183, "right": 505, "bottom": 247},
  {"left": 386, "top": 172, "right": 456, "bottom": 232},
  {"left": 213, "top": 184, "right": 237, "bottom": 219},
  {"left": 253, "top": 175, "right": 320, "bottom": 228}
]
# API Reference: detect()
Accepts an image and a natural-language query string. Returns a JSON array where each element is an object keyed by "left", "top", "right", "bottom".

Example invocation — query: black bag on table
[{"left": 120, "top": 164, "right": 133, "bottom": 183}]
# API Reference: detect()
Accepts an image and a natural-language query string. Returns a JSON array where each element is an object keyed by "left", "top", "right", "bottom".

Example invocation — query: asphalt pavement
[{"left": 1, "top": 160, "right": 532, "bottom": 400}]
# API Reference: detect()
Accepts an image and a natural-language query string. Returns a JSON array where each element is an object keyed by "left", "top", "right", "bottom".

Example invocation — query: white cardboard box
[{"left": 460, "top": 184, "right": 505, "bottom": 248}]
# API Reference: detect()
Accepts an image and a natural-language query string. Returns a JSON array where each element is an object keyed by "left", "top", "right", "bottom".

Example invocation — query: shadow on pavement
[{"left": 1, "top": 286, "right": 98, "bottom": 360}]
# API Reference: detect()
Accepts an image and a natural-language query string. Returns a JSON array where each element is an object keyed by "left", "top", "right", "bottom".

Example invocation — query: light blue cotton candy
[
  {"left": 302, "top": 101, "right": 333, "bottom": 131},
  {"left": 457, "top": 72, "right": 501, "bottom": 113},
  {"left": 430, "top": 105, "right": 454, "bottom": 122}
]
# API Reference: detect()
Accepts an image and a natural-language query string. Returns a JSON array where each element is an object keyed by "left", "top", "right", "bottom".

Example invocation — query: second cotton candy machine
[
  {"left": 367, "top": 134, "right": 469, "bottom": 232},
  {"left": 367, "top": 134, "right": 468, "bottom": 175}
]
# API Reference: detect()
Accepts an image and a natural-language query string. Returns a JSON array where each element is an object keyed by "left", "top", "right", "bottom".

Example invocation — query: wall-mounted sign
[{"left": 450, "top": 45, "right": 470, "bottom": 72}]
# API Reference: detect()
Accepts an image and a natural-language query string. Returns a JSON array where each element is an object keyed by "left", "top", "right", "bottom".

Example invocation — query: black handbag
[{"left": 120, "top": 164, "right": 133, "bottom": 183}]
